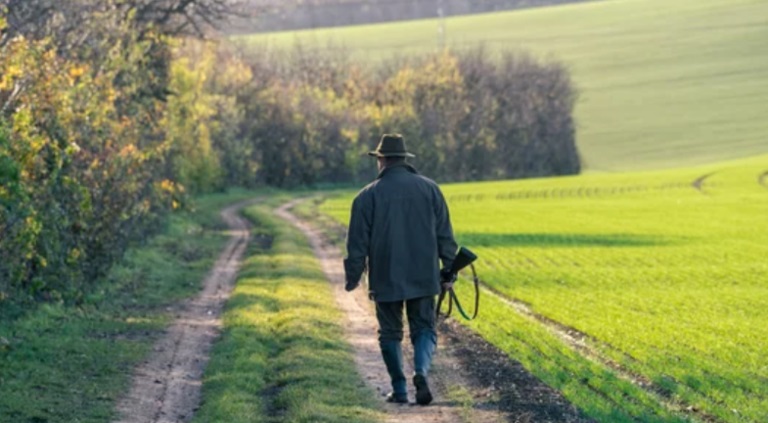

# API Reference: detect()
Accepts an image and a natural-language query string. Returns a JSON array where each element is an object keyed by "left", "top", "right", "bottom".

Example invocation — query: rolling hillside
[{"left": 237, "top": 0, "right": 768, "bottom": 172}]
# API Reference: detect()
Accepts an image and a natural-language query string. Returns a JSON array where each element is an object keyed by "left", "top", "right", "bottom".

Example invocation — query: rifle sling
[{"left": 436, "top": 263, "right": 480, "bottom": 321}]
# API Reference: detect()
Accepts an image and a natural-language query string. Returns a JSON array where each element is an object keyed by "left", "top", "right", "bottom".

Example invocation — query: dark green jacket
[{"left": 344, "top": 164, "right": 457, "bottom": 302}]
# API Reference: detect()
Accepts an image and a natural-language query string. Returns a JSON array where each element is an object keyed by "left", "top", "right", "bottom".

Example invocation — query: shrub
[{"left": 0, "top": 10, "right": 181, "bottom": 303}]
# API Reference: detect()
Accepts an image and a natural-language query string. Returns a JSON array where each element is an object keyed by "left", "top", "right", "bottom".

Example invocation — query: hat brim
[{"left": 368, "top": 151, "right": 416, "bottom": 158}]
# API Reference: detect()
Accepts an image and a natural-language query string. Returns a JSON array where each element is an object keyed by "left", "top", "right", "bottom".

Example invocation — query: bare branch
[{"left": 0, "top": 0, "right": 243, "bottom": 44}]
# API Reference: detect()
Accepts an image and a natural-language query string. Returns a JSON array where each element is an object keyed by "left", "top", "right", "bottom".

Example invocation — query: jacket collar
[{"left": 376, "top": 163, "right": 419, "bottom": 180}]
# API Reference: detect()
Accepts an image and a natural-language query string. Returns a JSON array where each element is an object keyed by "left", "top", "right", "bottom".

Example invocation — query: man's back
[{"left": 345, "top": 164, "right": 456, "bottom": 302}]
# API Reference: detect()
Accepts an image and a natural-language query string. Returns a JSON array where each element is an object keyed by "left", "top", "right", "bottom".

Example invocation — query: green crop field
[
  {"left": 317, "top": 154, "right": 768, "bottom": 422},
  {"left": 237, "top": 0, "right": 768, "bottom": 172}
]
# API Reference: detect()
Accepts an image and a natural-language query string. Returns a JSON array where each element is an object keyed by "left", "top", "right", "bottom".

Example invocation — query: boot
[
  {"left": 412, "top": 330, "right": 436, "bottom": 405},
  {"left": 412, "top": 330, "right": 437, "bottom": 377},
  {"left": 380, "top": 340, "right": 407, "bottom": 399},
  {"left": 413, "top": 373, "right": 433, "bottom": 405}
]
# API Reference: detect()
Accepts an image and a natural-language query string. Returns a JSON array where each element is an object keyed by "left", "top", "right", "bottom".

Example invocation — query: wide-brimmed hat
[{"left": 368, "top": 134, "right": 415, "bottom": 158}]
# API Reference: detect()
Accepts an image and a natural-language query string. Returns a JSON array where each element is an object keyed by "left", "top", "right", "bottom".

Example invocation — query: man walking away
[{"left": 344, "top": 134, "right": 458, "bottom": 405}]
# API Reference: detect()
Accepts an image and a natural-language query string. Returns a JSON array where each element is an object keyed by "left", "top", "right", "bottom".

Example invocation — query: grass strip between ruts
[
  {"left": 0, "top": 190, "right": 260, "bottom": 423},
  {"left": 193, "top": 203, "right": 382, "bottom": 423}
]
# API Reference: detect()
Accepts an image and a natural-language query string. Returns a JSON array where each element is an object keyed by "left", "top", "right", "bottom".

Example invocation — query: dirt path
[
  {"left": 276, "top": 199, "right": 590, "bottom": 423},
  {"left": 114, "top": 200, "right": 256, "bottom": 423}
]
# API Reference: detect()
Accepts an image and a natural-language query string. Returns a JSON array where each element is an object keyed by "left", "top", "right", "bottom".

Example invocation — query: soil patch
[{"left": 438, "top": 319, "right": 590, "bottom": 423}]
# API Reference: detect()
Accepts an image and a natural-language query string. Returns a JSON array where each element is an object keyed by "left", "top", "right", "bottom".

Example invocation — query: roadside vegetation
[
  {"left": 1, "top": 1, "right": 579, "bottom": 306},
  {"left": 194, "top": 202, "right": 381, "bottom": 423},
  {"left": 240, "top": 0, "right": 768, "bottom": 171},
  {"left": 319, "top": 154, "right": 768, "bottom": 422},
  {"left": 0, "top": 1, "right": 244, "bottom": 304},
  {"left": 0, "top": 191, "right": 257, "bottom": 422}
]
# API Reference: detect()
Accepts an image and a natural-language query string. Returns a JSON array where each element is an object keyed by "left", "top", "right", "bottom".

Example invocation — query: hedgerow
[
  {"left": 0, "top": 8, "right": 183, "bottom": 302},
  {"left": 221, "top": 46, "right": 580, "bottom": 187}
]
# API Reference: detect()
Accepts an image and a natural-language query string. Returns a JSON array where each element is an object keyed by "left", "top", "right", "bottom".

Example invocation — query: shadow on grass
[
  {"left": 224, "top": 291, "right": 342, "bottom": 318},
  {"left": 236, "top": 264, "right": 323, "bottom": 282},
  {"left": 460, "top": 233, "right": 683, "bottom": 248}
]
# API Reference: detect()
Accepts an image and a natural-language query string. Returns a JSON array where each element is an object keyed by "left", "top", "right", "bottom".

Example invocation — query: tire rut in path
[
  {"left": 114, "top": 200, "right": 257, "bottom": 423},
  {"left": 276, "top": 199, "right": 590, "bottom": 423}
]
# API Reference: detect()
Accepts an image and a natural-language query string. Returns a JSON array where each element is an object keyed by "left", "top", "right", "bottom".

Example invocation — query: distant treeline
[
  {"left": 212, "top": 46, "right": 580, "bottom": 186},
  {"left": 1, "top": 1, "right": 578, "bottom": 304},
  {"left": 231, "top": 0, "right": 596, "bottom": 33}
]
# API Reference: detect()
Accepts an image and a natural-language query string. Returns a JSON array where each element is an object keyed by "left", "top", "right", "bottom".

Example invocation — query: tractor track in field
[
  {"left": 113, "top": 199, "right": 258, "bottom": 423},
  {"left": 279, "top": 198, "right": 591, "bottom": 423},
  {"left": 759, "top": 170, "right": 768, "bottom": 189},
  {"left": 691, "top": 172, "right": 716, "bottom": 194},
  {"left": 475, "top": 281, "right": 721, "bottom": 423}
]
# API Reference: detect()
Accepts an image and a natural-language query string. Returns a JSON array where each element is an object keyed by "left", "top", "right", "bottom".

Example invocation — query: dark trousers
[{"left": 376, "top": 296, "right": 437, "bottom": 395}]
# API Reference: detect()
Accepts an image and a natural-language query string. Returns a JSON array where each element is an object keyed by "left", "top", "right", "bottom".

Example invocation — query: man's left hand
[
  {"left": 440, "top": 268, "right": 457, "bottom": 292},
  {"left": 345, "top": 280, "right": 359, "bottom": 292}
]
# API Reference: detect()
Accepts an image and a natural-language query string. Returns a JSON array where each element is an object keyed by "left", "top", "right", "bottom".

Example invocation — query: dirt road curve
[
  {"left": 277, "top": 198, "right": 591, "bottom": 423},
  {"left": 114, "top": 200, "right": 255, "bottom": 423}
]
